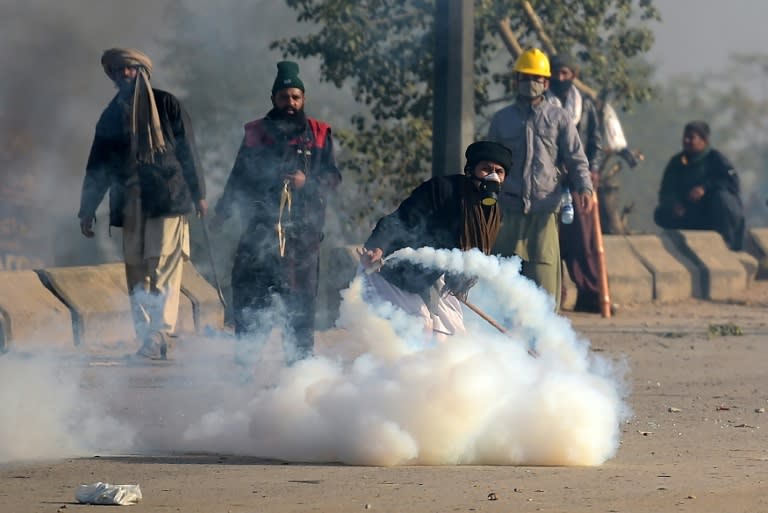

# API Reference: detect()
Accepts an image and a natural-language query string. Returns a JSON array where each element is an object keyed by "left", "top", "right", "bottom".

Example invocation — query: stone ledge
[
  {"left": 746, "top": 227, "right": 768, "bottom": 280},
  {"left": 36, "top": 262, "right": 204, "bottom": 349},
  {"left": 625, "top": 234, "right": 695, "bottom": 302},
  {"left": 662, "top": 230, "right": 754, "bottom": 301},
  {"left": 0, "top": 270, "right": 74, "bottom": 351},
  {"left": 602, "top": 235, "right": 654, "bottom": 305}
]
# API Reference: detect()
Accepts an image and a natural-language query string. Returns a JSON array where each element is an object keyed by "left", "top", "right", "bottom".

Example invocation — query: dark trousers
[
  {"left": 560, "top": 196, "right": 601, "bottom": 312},
  {"left": 231, "top": 238, "right": 320, "bottom": 363},
  {"left": 654, "top": 189, "right": 745, "bottom": 251}
]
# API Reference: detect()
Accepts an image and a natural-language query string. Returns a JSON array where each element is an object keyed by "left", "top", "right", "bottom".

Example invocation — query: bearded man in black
[{"left": 212, "top": 61, "right": 341, "bottom": 364}]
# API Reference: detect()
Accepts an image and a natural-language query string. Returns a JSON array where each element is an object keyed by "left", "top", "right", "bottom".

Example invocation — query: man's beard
[
  {"left": 270, "top": 106, "right": 307, "bottom": 129},
  {"left": 115, "top": 78, "right": 136, "bottom": 98},
  {"left": 550, "top": 79, "right": 573, "bottom": 97}
]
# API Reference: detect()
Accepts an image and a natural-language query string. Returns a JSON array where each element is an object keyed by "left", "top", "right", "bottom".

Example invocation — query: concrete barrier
[
  {"left": 736, "top": 252, "right": 759, "bottom": 287},
  {"left": 38, "top": 263, "right": 137, "bottom": 348},
  {"left": 1, "top": 228, "right": 763, "bottom": 354},
  {"left": 602, "top": 235, "right": 654, "bottom": 305},
  {"left": 625, "top": 234, "right": 696, "bottom": 302},
  {"left": 746, "top": 227, "right": 768, "bottom": 280},
  {"left": 662, "top": 230, "right": 755, "bottom": 301},
  {"left": 0, "top": 270, "right": 74, "bottom": 351},
  {"left": 37, "top": 262, "right": 209, "bottom": 349}
]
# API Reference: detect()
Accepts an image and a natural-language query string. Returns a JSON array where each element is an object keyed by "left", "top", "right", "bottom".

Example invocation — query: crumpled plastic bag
[{"left": 75, "top": 482, "right": 142, "bottom": 505}]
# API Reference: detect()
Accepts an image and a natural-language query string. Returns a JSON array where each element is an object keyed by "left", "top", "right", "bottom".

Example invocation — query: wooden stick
[
  {"left": 591, "top": 195, "right": 612, "bottom": 318},
  {"left": 456, "top": 296, "right": 539, "bottom": 358}
]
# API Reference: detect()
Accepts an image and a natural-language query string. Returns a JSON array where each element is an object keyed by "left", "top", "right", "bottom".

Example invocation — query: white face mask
[
  {"left": 483, "top": 172, "right": 502, "bottom": 183},
  {"left": 517, "top": 79, "right": 546, "bottom": 98}
]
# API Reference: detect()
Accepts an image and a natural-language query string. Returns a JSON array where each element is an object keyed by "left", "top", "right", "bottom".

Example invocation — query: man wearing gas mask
[
  {"left": 488, "top": 48, "right": 594, "bottom": 311},
  {"left": 359, "top": 141, "right": 512, "bottom": 338},
  {"left": 211, "top": 61, "right": 341, "bottom": 365}
]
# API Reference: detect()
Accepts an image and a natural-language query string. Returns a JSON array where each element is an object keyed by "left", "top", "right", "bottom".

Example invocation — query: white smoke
[
  {"left": 182, "top": 248, "right": 630, "bottom": 466},
  {"left": 0, "top": 249, "right": 629, "bottom": 466},
  {"left": 0, "top": 354, "right": 135, "bottom": 462}
]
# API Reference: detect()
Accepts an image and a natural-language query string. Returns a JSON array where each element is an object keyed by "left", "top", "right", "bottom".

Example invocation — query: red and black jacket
[{"left": 215, "top": 110, "right": 341, "bottom": 248}]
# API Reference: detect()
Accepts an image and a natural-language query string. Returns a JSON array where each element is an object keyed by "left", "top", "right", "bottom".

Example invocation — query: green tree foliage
[{"left": 272, "top": 0, "right": 660, "bottom": 241}]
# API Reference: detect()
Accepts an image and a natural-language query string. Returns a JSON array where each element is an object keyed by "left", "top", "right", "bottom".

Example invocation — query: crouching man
[{"left": 359, "top": 141, "right": 513, "bottom": 338}]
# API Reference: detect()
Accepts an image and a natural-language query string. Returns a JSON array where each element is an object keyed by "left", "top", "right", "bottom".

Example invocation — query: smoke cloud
[
  {"left": 181, "top": 249, "right": 629, "bottom": 466},
  {"left": 0, "top": 354, "right": 135, "bottom": 462},
  {"left": 0, "top": 250, "right": 628, "bottom": 466},
  {"left": 0, "top": 1, "right": 627, "bottom": 467}
]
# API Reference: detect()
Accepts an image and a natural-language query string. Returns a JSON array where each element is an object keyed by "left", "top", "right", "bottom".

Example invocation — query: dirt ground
[{"left": 1, "top": 283, "right": 768, "bottom": 513}]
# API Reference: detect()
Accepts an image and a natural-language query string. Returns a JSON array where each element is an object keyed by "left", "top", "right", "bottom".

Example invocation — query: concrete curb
[
  {"left": 602, "top": 235, "right": 654, "bottom": 305},
  {"left": 34, "top": 262, "right": 209, "bottom": 349},
  {"left": 747, "top": 227, "right": 768, "bottom": 280},
  {"left": 0, "top": 270, "right": 74, "bottom": 351},
  {"left": 0, "top": 229, "right": 763, "bottom": 353},
  {"left": 625, "top": 234, "right": 695, "bottom": 302},
  {"left": 662, "top": 230, "right": 755, "bottom": 301},
  {"left": 38, "top": 263, "right": 135, "bottom": 348}
]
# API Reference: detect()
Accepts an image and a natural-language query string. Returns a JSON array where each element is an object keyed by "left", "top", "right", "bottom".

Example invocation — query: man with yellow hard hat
[{"left": 487, "top": 48, "right": 594, "bottom": 311}]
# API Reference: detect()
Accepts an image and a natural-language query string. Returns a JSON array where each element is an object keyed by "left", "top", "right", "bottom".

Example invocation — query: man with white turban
[{"left": 78, "top": 48, "right": 207, "bottom": 359}]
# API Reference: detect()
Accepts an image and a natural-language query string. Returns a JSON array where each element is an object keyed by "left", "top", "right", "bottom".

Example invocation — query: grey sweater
[{"left": 488, "top": 99, "right": 592, "bottom": 214}]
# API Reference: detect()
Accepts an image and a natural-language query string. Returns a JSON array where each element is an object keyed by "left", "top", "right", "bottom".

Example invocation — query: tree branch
[
  {"left": 496, "top": 17, "right": 523, "bottom": 59},
  {"left": 521, "top": 1, "right": 557, "bottom": 55}
]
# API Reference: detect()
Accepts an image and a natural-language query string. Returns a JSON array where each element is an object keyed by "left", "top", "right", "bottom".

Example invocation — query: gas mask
[
  {"left": 517, "top": 79, "right": 546, "bottom": 99},
  {"left": 477, "top": 172, "right": 502, "bottom": 206}
]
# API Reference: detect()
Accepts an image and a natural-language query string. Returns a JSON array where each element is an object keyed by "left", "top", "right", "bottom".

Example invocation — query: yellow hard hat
[{"left": 513, "top": 48, "right": 551, "bottom": 78}]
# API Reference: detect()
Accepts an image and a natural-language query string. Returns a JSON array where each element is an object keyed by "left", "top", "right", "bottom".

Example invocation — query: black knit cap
[
  {"left": 684, "top": 120, "right": 710, "bottom": 141},
  {"left": 550, "top": 53, "right": 579, "bottom": 73},
  {"left": 272, "top": 61, "right": 305, "bottom": 95},
  {"left": 465, "top": 141, "right": 513, "bottom": 174}
]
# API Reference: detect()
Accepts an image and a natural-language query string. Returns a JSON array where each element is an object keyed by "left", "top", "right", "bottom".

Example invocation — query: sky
[{"left": 648, "top": 0, "right": 768, "bottom": 77}]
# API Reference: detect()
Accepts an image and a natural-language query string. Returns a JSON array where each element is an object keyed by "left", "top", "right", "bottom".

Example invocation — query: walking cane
[
  {"left": 455, "top": 296, "right": 539, "bottom": 358},
  {"left": 200, "top": 217, "right": 227, "bottom": 309}
]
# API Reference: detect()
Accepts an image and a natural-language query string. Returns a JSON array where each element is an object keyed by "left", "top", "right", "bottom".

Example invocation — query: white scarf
[{"left": 547, "top": 86, "right": 583, "bottom": 125}]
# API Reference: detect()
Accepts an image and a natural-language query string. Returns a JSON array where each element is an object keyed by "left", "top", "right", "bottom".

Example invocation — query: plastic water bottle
[{"left": 560, "top": 187, "right": 574, "bottom": 224}]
